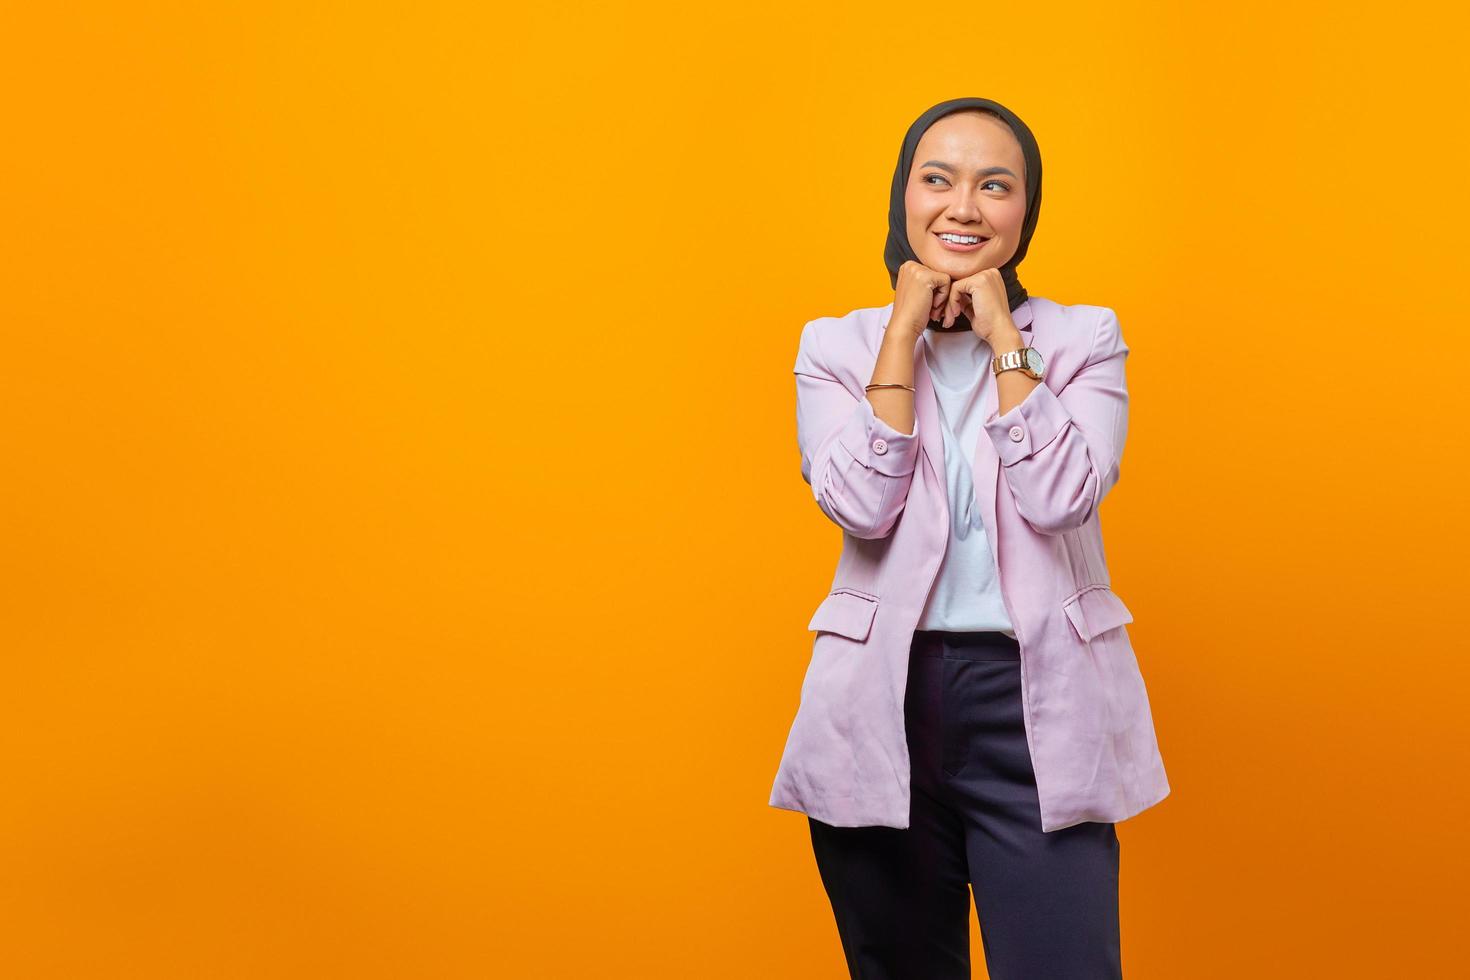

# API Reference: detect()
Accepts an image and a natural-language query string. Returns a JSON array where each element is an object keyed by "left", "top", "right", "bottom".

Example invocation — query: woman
[{"left": 768, "top": 97, "right": 1171, "bottom": 979}]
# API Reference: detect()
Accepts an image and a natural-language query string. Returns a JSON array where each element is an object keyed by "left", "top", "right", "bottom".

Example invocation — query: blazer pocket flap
[
  {"left": 1061, "top": 585, "right": 1134, "bottom": 643},
  {"left": 807, "top": 588, "right": 880, "bottom": 642}
]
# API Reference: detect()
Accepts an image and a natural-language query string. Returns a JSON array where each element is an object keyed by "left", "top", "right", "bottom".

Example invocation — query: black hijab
[{"left": 883, "top": 97, "right": 1043, "bottom": 332}]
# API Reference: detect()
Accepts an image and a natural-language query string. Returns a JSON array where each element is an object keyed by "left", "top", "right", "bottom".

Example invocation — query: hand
[
  {"left": 941, "top": 267, "right": 1015, "bottom": 343},
  {"left": 891, "top": 260, "right": 953, "bottom": 339}
]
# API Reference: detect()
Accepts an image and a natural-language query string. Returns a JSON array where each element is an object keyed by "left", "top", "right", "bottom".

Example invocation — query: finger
[
  {"left": 945, "top": 284, "right": 965, "bottom": 328},
  {"left": 930, "top": 283, "right": 949, "bottom": 321}
]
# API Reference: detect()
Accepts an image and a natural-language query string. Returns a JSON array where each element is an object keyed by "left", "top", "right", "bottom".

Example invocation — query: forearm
[
  {"left": 865, "top": 326, "right": 922, "bottom": 435},
  {"left": 990, "top": 326, "right": 1040, "bottom": 416}
]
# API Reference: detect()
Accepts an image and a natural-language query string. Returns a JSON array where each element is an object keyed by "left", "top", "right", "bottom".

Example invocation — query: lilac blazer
[{"left": 768, "top": 296, "right": 1170, "bottom": 832}]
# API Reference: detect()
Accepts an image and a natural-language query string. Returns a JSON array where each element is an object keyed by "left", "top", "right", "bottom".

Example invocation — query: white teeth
[{"left": 939, "top": 234, "right": 983, "bottom": 244}]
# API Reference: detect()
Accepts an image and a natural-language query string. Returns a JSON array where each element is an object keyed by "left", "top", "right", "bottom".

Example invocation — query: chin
[{"left": 928, "top": 252, "right": 991, "bottom": 276}]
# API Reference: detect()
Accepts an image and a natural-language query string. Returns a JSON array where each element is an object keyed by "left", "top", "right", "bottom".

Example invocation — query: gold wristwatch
[{"left": 992, "top": 346, "right": 1045, "bottom": 380}]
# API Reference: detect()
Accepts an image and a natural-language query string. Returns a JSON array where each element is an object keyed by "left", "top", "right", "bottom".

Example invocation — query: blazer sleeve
[
  {"left": 795, "top": 318, "right": 922, "bottom": 539},
  {"left": 981, "top": 307, "right": 1129, "bottom": 535}
]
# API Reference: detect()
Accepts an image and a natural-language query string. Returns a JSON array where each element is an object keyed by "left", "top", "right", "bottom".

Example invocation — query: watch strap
[{"left": 992, "top": 347, "right": 1028, "bottom": 375}]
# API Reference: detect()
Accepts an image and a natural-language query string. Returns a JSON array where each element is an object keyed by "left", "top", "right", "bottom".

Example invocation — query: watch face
[{"left": 1025, "top": 348, "right": 1045, "bottom": 374}]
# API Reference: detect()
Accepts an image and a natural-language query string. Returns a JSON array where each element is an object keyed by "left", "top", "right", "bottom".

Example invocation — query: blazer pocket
[
  {"left": 1061, "top": 584, "right": 1134, "bottom": 643},
  {"left": 807, "top": 588, "right": 880, "bottom": 642}
]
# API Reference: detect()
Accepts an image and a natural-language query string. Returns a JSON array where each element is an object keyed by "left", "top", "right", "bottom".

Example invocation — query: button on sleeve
[{"left": 845, "top": 395, "right": 919, "bottom": 476}]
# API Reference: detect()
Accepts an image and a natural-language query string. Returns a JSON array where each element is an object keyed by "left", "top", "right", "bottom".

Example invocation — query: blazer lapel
[
  {"left": 912, "top": 338, "right": 948, "bottom": 519},
  {"left": 973, "top": 299, "right": 1036, "bottom": 547}
]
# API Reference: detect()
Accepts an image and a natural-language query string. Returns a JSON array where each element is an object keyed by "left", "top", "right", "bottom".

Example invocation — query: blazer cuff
[
  {"left": 837, "top": 395, "right": 921, "bottom": 477},
  {"left": 984, "top": 381, "right": 1069, "bottom": 466}
]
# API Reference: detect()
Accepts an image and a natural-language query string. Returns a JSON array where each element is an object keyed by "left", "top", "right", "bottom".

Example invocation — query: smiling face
[{"left": 904, "top": 110, "right": 1028, "bottom": 281}]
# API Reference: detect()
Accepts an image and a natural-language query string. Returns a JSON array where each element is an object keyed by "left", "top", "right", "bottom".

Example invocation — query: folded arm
[
  {"left": 794, "top": 320, "right": 921, "bottom": 539},
  {"left": 981, "top": 307, "right": 1130, "bottom": 535}
]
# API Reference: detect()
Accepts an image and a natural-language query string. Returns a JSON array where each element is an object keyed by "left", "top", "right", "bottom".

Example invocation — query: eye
[{"left": 923, "top": 174, "right": 1010, "bottom": 192}]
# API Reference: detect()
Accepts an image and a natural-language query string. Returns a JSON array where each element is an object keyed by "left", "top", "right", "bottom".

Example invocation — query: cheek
[
  {"left": 904, "top": 189, "right": 926, "bottom": 224},
  {"left": 995, "top": 199, "right": 1027, "bottom": 235},
  {"left": 904, "top": 195, "right": 932, "bottom": 249}
]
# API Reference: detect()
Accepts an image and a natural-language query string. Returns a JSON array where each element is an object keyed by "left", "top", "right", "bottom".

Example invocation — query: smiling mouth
[{"left": 935, "top": 232, "right": 990, "bottom": 251}]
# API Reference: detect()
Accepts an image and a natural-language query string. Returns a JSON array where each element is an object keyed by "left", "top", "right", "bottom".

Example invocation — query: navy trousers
[{"left": 807, "top": 629, "right": 1122, "bottom": 980}]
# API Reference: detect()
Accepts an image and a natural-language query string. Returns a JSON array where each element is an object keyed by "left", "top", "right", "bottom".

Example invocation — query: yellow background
[{"left": 3, "top": 2, "right": 1466, "bottom": 977}]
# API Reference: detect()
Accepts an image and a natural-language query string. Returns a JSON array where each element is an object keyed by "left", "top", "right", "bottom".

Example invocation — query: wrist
[
  {"left": 884, "top": 322, "right": 926, "bottom": 348},
  {"left": 988, "top": 328, "right": 1025, "bottom": 355}
]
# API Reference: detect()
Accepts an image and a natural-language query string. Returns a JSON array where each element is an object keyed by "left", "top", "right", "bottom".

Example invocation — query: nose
[{"left": 947, "top": 193, "right": 981, "bottom": 224}]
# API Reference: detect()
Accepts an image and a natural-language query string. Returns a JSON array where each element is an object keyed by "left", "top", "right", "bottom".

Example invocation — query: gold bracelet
[{"left": 865, "top": 383, "right": 915, "bottom": 392}]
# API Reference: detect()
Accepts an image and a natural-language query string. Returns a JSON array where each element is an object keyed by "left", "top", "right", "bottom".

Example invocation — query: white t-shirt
[{"left": 914, "top": 328, "right": 1016, "bottom": 637}]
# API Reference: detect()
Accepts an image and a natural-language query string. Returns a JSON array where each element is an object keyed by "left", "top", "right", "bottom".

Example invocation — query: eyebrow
[{"left": 919, "top": 160, "right": 1019, "bottom": 179}]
